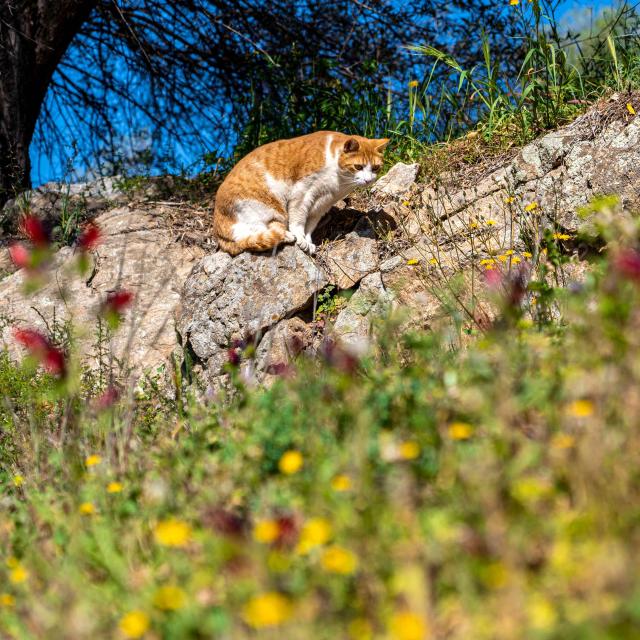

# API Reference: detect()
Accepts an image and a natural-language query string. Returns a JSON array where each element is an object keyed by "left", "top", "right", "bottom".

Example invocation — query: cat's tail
[{"left": 215, "top": 221, "right": 293, "bottom": 256}]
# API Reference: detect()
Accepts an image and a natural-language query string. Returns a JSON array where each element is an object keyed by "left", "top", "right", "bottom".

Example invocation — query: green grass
[
  {"left": 3, "top": 201, "right": 640, "bottom": 638},
  {"left": 377, "top": 2, "right": 640, "bottom": 167}
]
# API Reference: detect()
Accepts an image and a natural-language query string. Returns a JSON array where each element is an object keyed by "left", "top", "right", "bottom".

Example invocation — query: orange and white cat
[{"left": 213, "top": 131, "right": 389, "bottom": 255}]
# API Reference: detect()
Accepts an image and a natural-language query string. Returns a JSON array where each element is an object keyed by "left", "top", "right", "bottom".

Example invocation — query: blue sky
[{"left": 30, "top": 1, "right": 617, "bottom": 187}]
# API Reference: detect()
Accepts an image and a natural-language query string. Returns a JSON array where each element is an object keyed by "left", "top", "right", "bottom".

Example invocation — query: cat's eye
[
  {"left": 353, "top": 164, "right": 364, "bottom": 171},
  {"left": 372, "top": 165, "right": 381, "bottom": 173}
]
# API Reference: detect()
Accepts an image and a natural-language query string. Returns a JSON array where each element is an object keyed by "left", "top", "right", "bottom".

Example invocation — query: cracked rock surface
[
  {"left": 2, "top": 97, "right": 639, "bottom": 388},
  {"left": 0, "top": 205, "right": 205, "bottom": 377}
]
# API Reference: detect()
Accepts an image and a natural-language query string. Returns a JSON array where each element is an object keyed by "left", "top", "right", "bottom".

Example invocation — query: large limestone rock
[
  {"left": 176, "top": 223, "right": 387, "bottom": 389},
  {"left": 372, "top": 162, "right": 420, "bottom": 198},
  {"left": 3, "top": 98, "right": 638, "bottom": 391},
  {"left": 404, "top": 99, "right": 640, "bottom": 256},
  {"left": 332, "top": 272, "right": 392, "bottom": 350},
  {"left": 317, "top": 231, "right": 379, "bottom": 289},
  {"left": 177, "top": 246, "right": 328, "bottom": 389},
  {"left": 0, "top": 205, "right": 205, "bottom": 378}
]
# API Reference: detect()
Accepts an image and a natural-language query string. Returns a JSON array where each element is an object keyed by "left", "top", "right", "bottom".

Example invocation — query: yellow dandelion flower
[
  {"left": 242, "top": 592, "right": 293, "bottom": 628},
  {"left": 79, "top": 502, "right": 96, "bottom": 515},
  {"left": 484, "top": 263, "right": 495, "bottom": 270},
  {"left": 154, "top": 518, "right": 192, "bottom": 547},
  {"left": 566, "top": 399, "right": 594, "bottom": 418},
  {"left": 389, "top": 611, "right": 429, "bottom": 640},
  {"left": 153, "top": 585, "right": 187, "bottom": 611},
  {"left": 527, "top": 596, "right": 557, "bottom": 630},
  {"left": 320, "top": 545, "right": 358, "bottom": 574},
  {"left": 524, "top": 202, "right": 539, "bottom": 212},
  {"left": 486, "top": 219, "right": 497, "bottom": 226},
  {"left": 469, "top": 221, "right": 479, "bottom": 229},
  {"left": 408, "top": 80, "right": 419, "bottom": 88},
  {"left": 402, "top": 200, "right": 411, "bottom": 207},
  {"left": 523, "top": 251, "right": 533, "bottom": 258},
  {"left": 552, "top": 232, "right": 571, "bottom": 240},
  {"left": 497, "top": 255, "right": 508, "bottom": 263},
  {"left": 253, "top": 519, "right": 280, "bottom": 544},
  {"left": 398, "top": 441, "right": 421, "bottom": 460},
  {"left": 278, "top": 450, "right": 303, "bottom": 475},
  {"left": 9, "top": 564, "right": 28, "bottom": 584},
  {"left": 504, "top": 196, "right": 516, "bottom": 204},
  {"left": 505, "top": 249, "right": 515, "bottom": 255},
  {"left": 12, "top": 475, "right": 24, "bottom": 487},
  {"left": 480, "top": 561, "right": 510, "bottom": 589},
  {"left": 296, "top": 517, "right": 332, "bottom": 555},
  {"left": 627, "top": 103, "right": 636, "bottom": 116},
  {"left": 85, "top": 454, "right": 102, "bottom": 467},
  {"left": 119, "top": 610, "right": 150, "bottom": 638},
  {"left": 480, "top": 258, "right": 496, "bottom": 266},
  {"left": 510, "top": 0, "right": 519, "bottom": 5},
  {"left": 429, "top": 258, "right": 438, "bottom": 266},
  {"left": 406, "top": 258, "right": 419, "bottom": 266},
  {"left": 0, "top": 593, "right": 15, "bottom": 608},
  {"left": 512, "top": 477, "right": 551, "bottom": 503},
  {"left": 331, "top": 474, "right": 352, "bottom": 492},
  {"left": 349, "top": 618, "right": 373, "bottom": 640},
  {"left": 448, "top": 422, "right": 474, "bottom": 440},
  {"left": 512, "top": 256, "right": 522, "bottom": 264},
  {"left": 551, "top": 433, "right": 576, "bottom": 449},
  {"left": 107, "top": 481, "right": 124, "bottom": 494}
]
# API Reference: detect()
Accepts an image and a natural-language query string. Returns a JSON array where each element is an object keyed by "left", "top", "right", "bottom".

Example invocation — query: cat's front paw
[
  {"left": 294, "top": 235, "right": 316, "bottom": 255},
  {"left": 283, "top": 231, "right": 296, "bottom": 244}
]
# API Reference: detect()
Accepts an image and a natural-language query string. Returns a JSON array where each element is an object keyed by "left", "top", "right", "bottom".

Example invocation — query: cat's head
[{"left": 339, "top": 137, "right": 389, "bottom": 186}]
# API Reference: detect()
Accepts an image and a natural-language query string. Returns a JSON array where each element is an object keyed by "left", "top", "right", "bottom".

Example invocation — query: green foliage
[
  {"left": 233, "top": 53, "right": 390, "bottom": 160},
  {"left": 315, "top": 285, "right": 350, "bottom": 323},
  {"left": 3, "top": 235, "right": 640, "bottom": 637},
  {"left": 54, "top": 189, "right": 89, "bottom": 247},
  {"left": 227, "top": 2, "right": 640, "bottom": 169}
]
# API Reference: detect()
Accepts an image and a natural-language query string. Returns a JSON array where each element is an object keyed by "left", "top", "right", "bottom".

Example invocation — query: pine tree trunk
[{"left": 0, "top": 0, "right": 98, "bottom": 207}]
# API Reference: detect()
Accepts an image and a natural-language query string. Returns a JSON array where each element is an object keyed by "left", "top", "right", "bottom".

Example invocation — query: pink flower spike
[
  {"left": 227, "top": 347, "right": 241, "bottom": 367},
  {"left": 22, "top": 215, "right": 49, "bottom": 247},
  {"left": 105, "top": 290, "right": 134, "bottom": 312},
  {"left": 613, "top": 248, "right": 640, "bottom": 283},
  {"left": 78, "top": 222, "right": 102, "bottom": 251},
  {"left": 43, "top": 346, "right": 66, "bottom": 376},
  {"left": 96, "top": 385, "right": 120, "bottom": 410},
  {"left": 13, "top": 328, "right": 66, "bottom": 376},
  {"left": 483, "top": 268, "right": 503, "bottom": 289},
  {"left": 14, "top": 328, "right": 50, "bottom": 352},
  {"left": 9, "top": 243, "right": 32, "bottom": 269}
]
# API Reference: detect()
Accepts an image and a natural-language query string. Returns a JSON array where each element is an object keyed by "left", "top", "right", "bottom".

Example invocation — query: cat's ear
[
  {"left": 374, "top": 138, "right": 390, "bottom": 153},
  {"left": 343, "top": 138, "right": 360, "bottom": 153}
]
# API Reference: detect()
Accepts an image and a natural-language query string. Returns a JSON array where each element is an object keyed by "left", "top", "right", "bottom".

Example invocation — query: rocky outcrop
[
  {"left": 177, "top": 97, "right": 640, "bottom": 391},
  {"left": 402, "top": 96, "right": 640, "bottom": 255},
  {"left": 2, "top": 97, "right": 638, "bottom": 390},
  {"left": 317, "top": 231, "right": 379, "bottom": 289},
  {"left": 372, "top": 162, "right": 420, "bottom": 198},
  {"left": 0, "top": 203, "right": 205, "bottom": 379},
  {"left": 175, "top": 230, "right": 381, "bottom": 391},
  {"left": 177, "top": 246, "right": 327, "bottom": 385}
]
